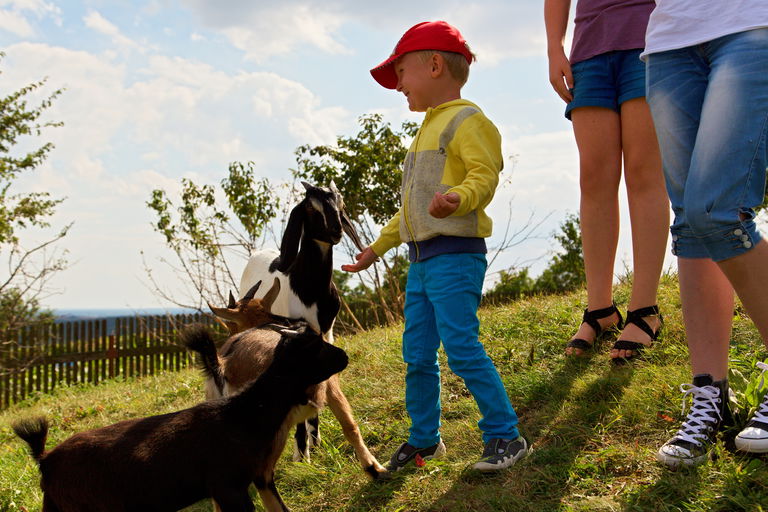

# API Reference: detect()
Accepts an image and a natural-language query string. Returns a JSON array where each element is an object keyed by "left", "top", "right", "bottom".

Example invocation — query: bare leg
[
  {"left": 679, "top": 257, "right": 734, "bottom": 380},
  {"left": 612, "top": 97, "right": 669, "bottom": 358},
  {"left": 567, "top": 107, "right": 623, "bottom": 355},
  {"left": 718, "top": 240, "right": 768, "bottom": 352}
]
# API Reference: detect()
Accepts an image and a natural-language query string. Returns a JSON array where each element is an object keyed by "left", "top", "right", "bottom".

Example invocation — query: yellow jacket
[{"left": 371, "top": 99, "right": 503, "bottom": 259}]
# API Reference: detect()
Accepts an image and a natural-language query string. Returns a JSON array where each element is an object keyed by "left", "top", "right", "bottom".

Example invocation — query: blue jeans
[
  {"left": 402, "top": 252, "right": 519, "bottom": 447},
  {"left": 646, "top": 28, "right": 768, "bottom": 261}
]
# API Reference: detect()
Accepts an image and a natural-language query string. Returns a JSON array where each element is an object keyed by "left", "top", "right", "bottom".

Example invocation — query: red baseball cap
[{"left": 370, "top": 21, "right": 473, "bottom": 89}]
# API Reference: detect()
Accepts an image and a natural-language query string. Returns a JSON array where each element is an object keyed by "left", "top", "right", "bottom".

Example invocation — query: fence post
[{"left": 107, "top": 335, "right": 117, "bottom": 379}]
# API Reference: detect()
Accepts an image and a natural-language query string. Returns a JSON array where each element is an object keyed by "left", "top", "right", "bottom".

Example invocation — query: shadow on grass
[
  {"left": 411, "top": 356, "right": 633, "bottom": 511},
  {"left": 342, "top": 472, "right": 408, "bottom": 511},
  {"left": 619, "top": 465, "right": 704, "bottom": 512}
]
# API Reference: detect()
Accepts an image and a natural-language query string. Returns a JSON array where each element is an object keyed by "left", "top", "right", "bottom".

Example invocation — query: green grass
[{"left": 2, "top": 273, "right": 768, "bottom": 511}]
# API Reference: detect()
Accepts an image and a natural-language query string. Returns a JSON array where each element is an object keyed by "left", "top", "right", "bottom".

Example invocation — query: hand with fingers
[
  {"left": 548, "top": 47, "right": 573, "bottom": 103},
  {"left": 428, "top": 191, "right": 460, "bottom": 218},
  {"left": 341, "top": 247, "right": 379, "bottom": 273}
]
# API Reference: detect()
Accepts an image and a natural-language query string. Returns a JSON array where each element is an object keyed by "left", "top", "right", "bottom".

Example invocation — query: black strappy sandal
[
  {"left": 566, "top": 303, "right": 624, "bottom": 356},
  {"left": 611, "top": 305, "right": 663, "bottom": 365}
]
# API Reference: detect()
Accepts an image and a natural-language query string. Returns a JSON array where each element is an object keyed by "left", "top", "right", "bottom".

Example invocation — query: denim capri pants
[
  {"left": 646, "top": 28, "right": 768, "bottom": 261},
  {"left": 565, "top": 48, "right": 646, "bottom": 120}
]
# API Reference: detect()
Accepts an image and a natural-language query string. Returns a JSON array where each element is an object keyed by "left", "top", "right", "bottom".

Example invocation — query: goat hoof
[{"left": 365, "top": 464, "right": 389, "bottom": 481}]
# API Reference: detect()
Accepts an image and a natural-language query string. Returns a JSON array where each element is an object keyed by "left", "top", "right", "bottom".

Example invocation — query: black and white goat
[
  {"left": 237, "top": 181, "right": 369, "bottom": 463},
  {"left": 13, "top": 324, "right": 347, "bottom": 512},
  {"left": 238, "top": 181, "right": 365, "bottom": 343},
  {"left": 201, "top": 279, "right": 388, "bottom": 479}
]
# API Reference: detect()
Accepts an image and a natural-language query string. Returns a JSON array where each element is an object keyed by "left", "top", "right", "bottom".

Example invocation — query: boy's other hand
[
  {"left": 429, "top": 192, "right": 460, "bottom": 218},
  {"left": 548, "top": 49, "right": 573, "bottom": 103},
  {"left": 341, "top": 247, "right": 378, "bottom": 273}
]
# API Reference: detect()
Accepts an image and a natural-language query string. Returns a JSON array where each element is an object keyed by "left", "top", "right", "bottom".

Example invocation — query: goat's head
[
  {"left": 291, "top": 181, "right": 365, "bottom": 250},
  {"left": 208, "top": 277, "right": 284, "bottom": 335},
  {"left": 271, "top": 323, "right": 349, "bottom": 386}
]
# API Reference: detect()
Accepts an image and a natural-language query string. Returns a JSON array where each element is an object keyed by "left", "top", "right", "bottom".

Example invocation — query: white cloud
[
  {"left": 0, "top": 0, "right": 60, "bottom": 37},
  {"left": 181, "top": 0, "right": 545, "bottom": 64},
  {"left": 83, "top": 9, "right": 142, "bottom": 51},
  {"left": 0, "top": 8, "right": 33, "bottom": 36}
]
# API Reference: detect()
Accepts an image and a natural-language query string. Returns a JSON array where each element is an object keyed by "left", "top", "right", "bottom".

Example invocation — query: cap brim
[{"left": 370, "top": 55, "right": 399, "bottom": 89}]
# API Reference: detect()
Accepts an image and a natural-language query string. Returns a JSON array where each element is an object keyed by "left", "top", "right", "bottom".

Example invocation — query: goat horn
[
  {"left": 341, "top": 209, "right": 366, "bottom": 252},
  {"left": 242, "top": 280, "right": 262, "bottom": 301},
  {"left": 227, "top": 291, "right": 236, "bottom": 309}
]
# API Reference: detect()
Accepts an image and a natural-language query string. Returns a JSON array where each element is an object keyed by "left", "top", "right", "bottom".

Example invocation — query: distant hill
[{"left": 53, "top": 308, "right": 199, "bottom": 322}]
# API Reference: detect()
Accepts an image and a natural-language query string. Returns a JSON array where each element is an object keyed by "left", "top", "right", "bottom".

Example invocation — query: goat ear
[
  {"left": 262, "top": 277, "right": 281, "bottom": 312},
  {"left": 277, "top": 203, "right": 304, "bottom": 272},
  {"left": 227, "top": 291, "right": 236, "bottom": 309},
  {"left": 242, "top": 280, "right": 262, "bottom": 301},
  {"left": 209, "top": 304, "right": 238, "bottom": 323},
  {"left": 341, "top": 208, "right": 366, "bottom": 252},
  {"left": 329, "top": 180, "right": 339, "bottom": 193},
  {"left": 301, "top": 181, "right": 313, "bottom": 192}
]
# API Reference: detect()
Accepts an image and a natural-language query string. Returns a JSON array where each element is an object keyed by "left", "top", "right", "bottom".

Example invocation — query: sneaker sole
[
  {"left": 735, "top": 436, "right": 768, "bottom": 453},
  {"left": 656, "top": 449, "right": 708, "bottom": 468},
  {"left": 472, "top": 438, "right": 528, "bottom": 472}
]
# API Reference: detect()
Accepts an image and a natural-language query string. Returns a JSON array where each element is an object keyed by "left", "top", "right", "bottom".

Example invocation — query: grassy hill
[{"left": 2, "top": 273, "right": 767, "bottom": 512}]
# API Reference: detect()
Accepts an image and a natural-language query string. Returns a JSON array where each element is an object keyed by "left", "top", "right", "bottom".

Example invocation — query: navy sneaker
[
  {"left": 657, "top": 374, "right": 731, "bottom": 468},
  {"left": 385, "top": 440, "right": 446, "bottom": 471},
  {"left": 472, "top": 436, "right": 528, "bottom": 472}
]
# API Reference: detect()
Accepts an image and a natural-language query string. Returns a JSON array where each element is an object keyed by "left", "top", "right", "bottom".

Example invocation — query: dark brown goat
[
  {"left": 203, "top": 281, "right": 388, "bottom": 480},
  {"left": 13, "top": 325, "right": 348, "bottom": 512}
]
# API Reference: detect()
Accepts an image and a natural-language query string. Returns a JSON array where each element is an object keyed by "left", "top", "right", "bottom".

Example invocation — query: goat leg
[
  {"left": 292, "top": 415, "right": 321, "bottom": 461},
  {"left": 211, "top": 490, "right": 255, "bottom": 512},
  {"left": 325, "top": 374, "right": 388, "bottom": 479},
  {"left": 255, "top": 473, "right": 291, "bottom": 512}
]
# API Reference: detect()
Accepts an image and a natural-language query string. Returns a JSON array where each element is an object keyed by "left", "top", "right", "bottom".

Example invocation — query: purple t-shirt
[{"left": 570, "top": 0, "right": 655, "bottom": 64}]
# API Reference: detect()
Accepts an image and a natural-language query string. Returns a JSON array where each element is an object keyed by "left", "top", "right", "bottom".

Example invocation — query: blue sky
[{"left": 0, "top": 0, "right": 673, "bottom": 309}]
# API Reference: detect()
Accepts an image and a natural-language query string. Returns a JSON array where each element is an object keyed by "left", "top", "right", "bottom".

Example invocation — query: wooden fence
[{"left": 0, "top": 313, "right": 225, "bottom": 410}]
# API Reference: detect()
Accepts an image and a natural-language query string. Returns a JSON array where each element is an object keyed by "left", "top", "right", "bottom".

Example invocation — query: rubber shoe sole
[
  {"left": 735, "top": 427, "right": 768, "bottom": 453},
  {"left": 472, "top": 437, "right": 528, "bottom": 472}
]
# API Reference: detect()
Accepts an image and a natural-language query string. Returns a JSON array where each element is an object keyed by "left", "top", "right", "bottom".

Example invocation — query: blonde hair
[{"left": 415, "top": 49, "right": 476, "bottom": 87}]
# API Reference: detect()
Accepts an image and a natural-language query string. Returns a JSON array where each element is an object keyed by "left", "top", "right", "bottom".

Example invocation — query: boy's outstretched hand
[
  {"left": 341, "top": 246, "right": 378, "bottom": 273},
  {"left": 429, "top": 191, "right": 460, "bottom": 218}
]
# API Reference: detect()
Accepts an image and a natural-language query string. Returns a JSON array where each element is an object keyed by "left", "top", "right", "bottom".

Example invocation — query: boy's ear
[{"left": 429, "top": 52, "right": 445, "bottom": 78}]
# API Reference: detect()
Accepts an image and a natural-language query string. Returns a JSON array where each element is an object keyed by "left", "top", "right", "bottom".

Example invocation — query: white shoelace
[
  {"left": 752, "top": 362, "right": 768, "bottom": 423},
  {"left": 672, "top": 383, "right": 722, "bottom": 447}
]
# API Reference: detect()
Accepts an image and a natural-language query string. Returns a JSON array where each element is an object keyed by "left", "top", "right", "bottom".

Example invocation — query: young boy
[{"left": 342, "top": 20, "right": 527, "bottom": 472}]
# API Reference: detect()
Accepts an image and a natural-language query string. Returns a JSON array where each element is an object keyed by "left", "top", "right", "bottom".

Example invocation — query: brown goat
[
  {"left": 199, "top": 279, "right": 387, "bottom": 480},
  {"left": 14, "top": 324, "right": 349, "bottom": 512}
]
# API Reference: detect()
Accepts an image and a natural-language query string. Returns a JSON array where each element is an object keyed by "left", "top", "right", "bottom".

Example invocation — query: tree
[
  {"left": 534, "top": 212, "right": 585, "bottom": 294},
  {"left": 0, "top": 52, "right": 68, "bottom": 344},
  {"left": 483, "top": 212, "right": 585, "bottom": 303},
  {"left": 292, "top": 113, "right": 418, "bottom": 326},
  {"left": 144, "top": 161, "right": 282, "bottom": 311}
]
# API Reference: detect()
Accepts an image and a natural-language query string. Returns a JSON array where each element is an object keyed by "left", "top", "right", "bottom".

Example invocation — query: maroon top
[{"left": 569, "top": 0, "right": 655, "bottom": 64}]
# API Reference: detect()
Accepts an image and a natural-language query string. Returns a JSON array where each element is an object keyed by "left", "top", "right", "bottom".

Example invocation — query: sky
[{"left": 0, "top": 0, "right": 675, "bottom": 310}]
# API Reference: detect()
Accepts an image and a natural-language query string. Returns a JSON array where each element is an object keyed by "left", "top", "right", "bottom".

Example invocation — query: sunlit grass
[{"left": 2, "top": 274, "right": 768, "bottom": 511}]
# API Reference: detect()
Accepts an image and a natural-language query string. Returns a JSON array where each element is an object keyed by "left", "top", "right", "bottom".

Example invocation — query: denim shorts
[
  {"left": 646, "top": 28, "right": 768, "bottom": 262},
  {"left": 565, "top": 49, "right": 646, "bottom": 120}
]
